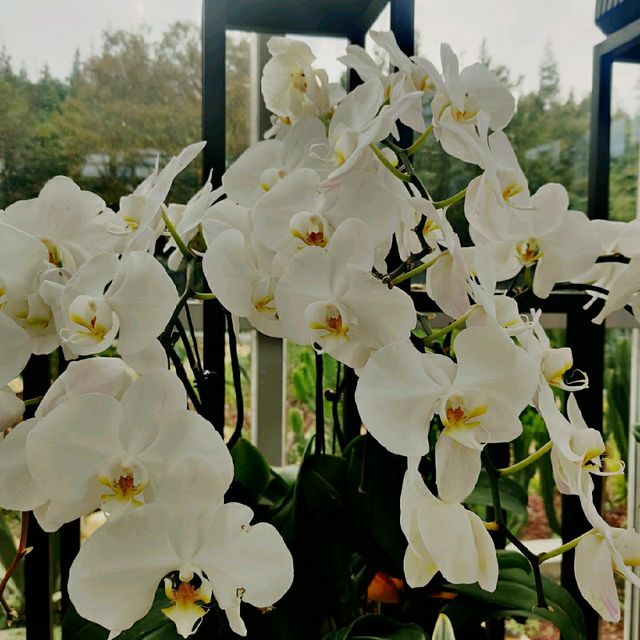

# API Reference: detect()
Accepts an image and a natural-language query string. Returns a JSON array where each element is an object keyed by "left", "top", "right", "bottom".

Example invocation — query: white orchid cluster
[{"left": 0, "top": 30, "right": 640, "bottom": 637}]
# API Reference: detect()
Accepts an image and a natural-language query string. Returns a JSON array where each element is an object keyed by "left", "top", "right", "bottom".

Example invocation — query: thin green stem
[
  {"left": 406, "top": 123, "right": 433, "bottom": 156},
  {"left": 160, "top": 260, "right": 194, "bottom": 343},
  {"left": 391, "top": 251, "right": 447, "bottom": 285},
  {"left": 162, "top": 210, "right": 193, "bottom": 259},
  {"left": 433, "top": 187, "right": 467, "bottom": 209},
  {"left": 481, "top": 450, "right": 549, "bottom": 610},
  {"left": 370, "top": 143, "right": 411, "bottom": 182},
  {"left": 538, "top": 530, "right": 595, "bottom": 563},
  {"left": 423, "top": 305, "right": 479, "bottom": 345},
  {"left": 499, "top": 441, "right": 553, "bottom": 477},
  {"left": 192, "top": 291, "right": 217, "bottom": 301},
  {"left": 23, "top": 396, "right": 43, "bottom": 408}
]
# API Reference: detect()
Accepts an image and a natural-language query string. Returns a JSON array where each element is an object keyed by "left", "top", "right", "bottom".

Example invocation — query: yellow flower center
[
  {"left": 515, "top": 238, "right": 543, "bottom": 267},
  {"left": 291, "top": 69, "right": 308, "bottom": 93},
  {"left": 69, "top": 312, "right": 107, "bottom": 341},
  {"left": 253, "top": 294, "right": 277, "bottom": 316},
  {"left": 310, "top": 313, "right": 349, "bottom": 339},
  {"left": 99, "top": 472, "right": 145, "bottom": 505},
  {"left": 121, "top": 215, "right": 140, "bottom": 231},
  {"left": 42, "top": 239, "right": 63, "bottom": 267},
  {"left": 502, "top": 182, "right": 523, "bottom": 202},
  {"left": 161, "top": 577, "right": 212, "bottom": 637},
  {"left": 452, "top": 107, "right": 479, "bottom": 122},
  {"left": 422, "top": 219, "right": 439, "bottom": 236},
  {"left": 443, "top": 402, "right": 487, "bottom": 430}
]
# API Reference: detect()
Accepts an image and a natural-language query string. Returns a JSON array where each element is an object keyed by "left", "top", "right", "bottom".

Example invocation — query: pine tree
[{"left": 539, "top": 42, "right": 560, "bottom": 107}]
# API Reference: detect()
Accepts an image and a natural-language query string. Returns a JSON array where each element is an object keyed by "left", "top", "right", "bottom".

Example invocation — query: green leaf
[
  {"left": 231, "top": 437, "right": 271, "bottom": 503},
  {"left": 496, "top": 549, "right": 531, "bottom": 573},
  {"left": 345, "top": 435, "right": 407, "bottom": 573},
  {"left": 464, "top": 471, "right": 528, "bottom": 520},
  {"left": 323, "top": 613, "right": 427, "bottom": 640},
  {"left": 444, "top": 563, "right": 586, "bottom": 640},
  {"left": 62, "top": 588, "right": 178, "bottom": 639},
  {"left": 298, "top": 454, "right": 347, "bottom": 519}
]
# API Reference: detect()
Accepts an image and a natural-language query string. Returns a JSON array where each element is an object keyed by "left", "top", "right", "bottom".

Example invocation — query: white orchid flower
[
  {"left": 24, "top": 369, "right": 233, "bottom": 528},
  {"left": 519, "top": 320, "right": 588, "bottom": 393},
  {"left": 339, "top": 31, "right": 435, "bottom": 132},
  {"left": 252, "top": 168, "right": 400, "bottom": 254},
  {"left": 202, "top": 228, "right": 284, "bottom": 337},
  {"left": 465, "top": 130, "right": 530, "bottom": 243},
  {"left": 593, "top": 255, "right": 640, "bottom": 324},
  {"left": 396, "top": 197, "right": 444, "bottom": 260},
  {"left": 431, "top": 43, "right": 515, "bottom": 165},
  {"left": 3, "top": 176, "right": 120, "bottom": 271},
  {"left": 109, "top": 142, "right": 206, "bottom": 247},
  {"left": 69, "top": 501, "right": 294, "bottom": 638},
  {"left": 0, "top": 358, "right": 133, "bottom": 525},
  {"left": 311, "top": 78, "right": 421, "bottom": 185},
  {"left": 48, "top": 251, "right": 177, "bottom": 358},
  {"left": 261, "top": 37, "right": 343, "bottom": 122},
  {"left": 275, "top": 218, "right": 416, "bottom": 369},
  {"left": 356, "top": 324, "right": 538, "bottom": 502},
  {"left": 0, "top": 220, "right": 62, "bottom": 354},
  {"left": 223, "top": 116, "right": 328, "bottom": 207},
  {"left": 572, "top": 219, "right": 640, "bottom": 306},
  {"left": 538, "top": 390, "right": 622, "bottom": 517},
  {"left": 409, "top": 198, "right": 474, "bottom": 319},
  {"left": 474, "top": 183, "right": 600, "bottom": 298},
  {"left": 574, "top": 525, "right": 640, "bottom": 622},
  {"left": 400, "top": 458, "right": 498, "bottom": 591},
  {"left": 0, "top": 312, "right": 32, "bottom": 428},
  {"left": 164, "top": 177, "right": 224, "bottom": 271}
]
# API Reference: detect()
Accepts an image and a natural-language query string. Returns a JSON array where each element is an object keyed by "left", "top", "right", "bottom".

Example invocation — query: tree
[{"left": 539, "top": 42, "right": 561, "bottom": 107}]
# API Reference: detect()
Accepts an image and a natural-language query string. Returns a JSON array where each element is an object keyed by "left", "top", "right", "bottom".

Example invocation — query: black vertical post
[
  {"left": 562, "top": 311, "right": 604, "bottom": 640},
  {"left": 348, "top": 30, "right": 365, "bottom": 90},
  {"left": 390, "top": 0, "right": 414, "bottom": 149},
  {"left": 59, "top": 521, "right": 80, "bottom": 619},
  {"left": 201, "top": 0, "right": 228, "bottom": 436},
  {"left": 559, "top": 42, "right": 614, "bottom": 640},
  {"left": 23, "top": 355, "right": 53, "bottom": 640},
  {"left": 588, "top": 49, "right": 612, "bottom": 223}
]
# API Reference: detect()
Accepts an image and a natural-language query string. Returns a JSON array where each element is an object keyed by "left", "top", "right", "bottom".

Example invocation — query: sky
[{"left": 1, "top": 0, "right": 638, "bottom": 113}]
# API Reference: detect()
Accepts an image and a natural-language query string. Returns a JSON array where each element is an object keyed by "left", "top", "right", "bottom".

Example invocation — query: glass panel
[{"left": 610, "top": 62, "right": 640, "bottom": 221}]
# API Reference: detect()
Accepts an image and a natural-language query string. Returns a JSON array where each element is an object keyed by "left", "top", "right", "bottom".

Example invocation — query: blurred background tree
[{"left": 0, "top": 23, "right": 250, "bottom": 209}]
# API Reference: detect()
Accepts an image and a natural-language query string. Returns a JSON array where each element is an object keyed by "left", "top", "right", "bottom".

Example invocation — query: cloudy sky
[{"left": 1, "top": 0, "right": 638, "bottom": 112}]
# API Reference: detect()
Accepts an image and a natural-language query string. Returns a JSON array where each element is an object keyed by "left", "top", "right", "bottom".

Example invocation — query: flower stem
[
  {"left": 23, "top": 396, "right": 43, "bottom": 408},
  {"left": 433, "top": 187, "right": 467, "bottom": 209},
  {"left": 0, "top": 512, "right": 30, "bottom": 622},
  {"left": 370, "top": 143, "right": 411, "bottom": 182},
  {"left": 423, "top": 305, "right": 478, "bottom": 345},
  {"left": 192, "top": 291, "right": 217, "bottom": 301},
  {"left": 225, "top": 309, "right": 245, "bottom": 450},
  {"left": 162, "top": 210, "right": 193, "bottom": 259},
  {"left": 481, "top": 450, "right": 549, "bottom": 610},
  {"left": 406, "top": 123, "right": 433, "bottom": 156},
  {"left": 391, "top": 250, "right": 447, "bottom": 285},
  {"left": 499, "top": 441, "right": 553, "bottom": 477},
  {"left": 538, "top": 530, "right": 595, "bottom": 563}
]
